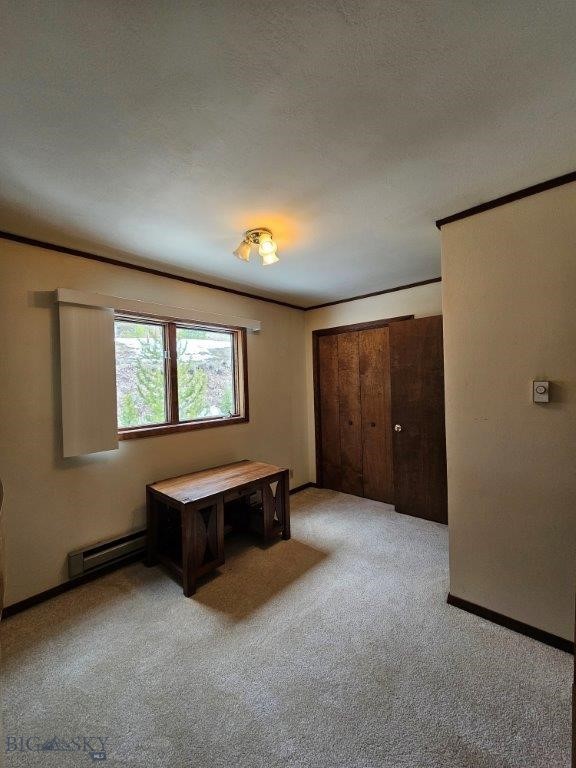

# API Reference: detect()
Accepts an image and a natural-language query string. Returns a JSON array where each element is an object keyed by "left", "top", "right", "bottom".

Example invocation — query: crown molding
[
  {"left": 0, "top": 230, "right": 303, "bottom": 311},
  {"left": 436, "top": 171, "right": 576, "bottom": 230},
  {"left": 0, "top": 229, "right": 442, "bottom": 311},
  {"left": 303, "top": 277, "right": 441, "bottom": 311}
]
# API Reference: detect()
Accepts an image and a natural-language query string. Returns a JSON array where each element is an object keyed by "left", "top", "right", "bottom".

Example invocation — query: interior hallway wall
[{"left": 442, "top": 181, "right": 576, "bottom": 641}]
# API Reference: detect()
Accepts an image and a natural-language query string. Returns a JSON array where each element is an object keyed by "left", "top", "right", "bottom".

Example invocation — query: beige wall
[
  {"left": 442, "top": 182, "right": 576, "bottom": 641},
  {"left": 0, "top": 241, "right": 308, "bottom": 606},
  {"left": 304, "top": 281, "right": 443, "bottom": 480}
]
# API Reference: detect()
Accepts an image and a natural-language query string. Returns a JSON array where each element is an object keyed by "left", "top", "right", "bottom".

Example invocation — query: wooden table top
[{"left": 148, "top": 460, "right": 286, "bottom": 505}]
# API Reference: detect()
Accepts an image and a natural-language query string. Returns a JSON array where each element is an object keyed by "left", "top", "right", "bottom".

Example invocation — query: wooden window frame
[{"left": 115, "top": 312, "right": 249, "bottom": 440}]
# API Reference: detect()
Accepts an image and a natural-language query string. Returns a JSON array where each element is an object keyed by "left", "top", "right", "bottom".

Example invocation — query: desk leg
[
  {"left": 181, "top": 504, "right": 197, "bottom": 597},
  {"left": 214, "top": 497, "right": 225, "bottom": 564},
  {"left": 146, "top": 489, "right": 158, "bottom": 567},
  {"left": 262, "top": 483, "right": 273, "bottom": 540},
  {"left": 181, "top": 500, "right": 225, "bottom": 597},
  {"left": 281, "top": 470, "right": 291, "bottom": 540},
  {"left": 262, "top": 473, "right": 291, "bottom": 541}
]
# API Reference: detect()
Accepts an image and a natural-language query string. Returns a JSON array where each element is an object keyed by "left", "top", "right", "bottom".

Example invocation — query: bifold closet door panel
[
  {"left": 317, "top": 334, "right": 342, "bottom": 491},
  {"left": 389, "top": 316, "right": 447, "bottom": 523},
  {"left": 359, "top": 327, "right": 394, "bottom": 503},
  {"left": 337, "top": 332, "right": 364, "bottom": 496}
]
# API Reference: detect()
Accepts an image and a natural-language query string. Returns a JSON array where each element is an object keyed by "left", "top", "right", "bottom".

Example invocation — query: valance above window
[{"left": 55, "top": 288, "right": 261, "bottom": 331}]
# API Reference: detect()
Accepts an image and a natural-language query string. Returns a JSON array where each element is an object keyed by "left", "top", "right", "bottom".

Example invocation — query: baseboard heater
[{"left": 68, "top": 529, "right": 146, "bottom": 579}]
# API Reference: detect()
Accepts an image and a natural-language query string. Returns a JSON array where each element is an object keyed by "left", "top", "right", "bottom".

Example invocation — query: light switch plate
[{"left": 533, "top": 381, "right": 549, "bottom": 403}]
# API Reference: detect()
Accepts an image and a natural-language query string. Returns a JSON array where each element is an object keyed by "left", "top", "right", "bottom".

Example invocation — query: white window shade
[
  {"left": 59, "top": 303, "right": 119, "bottom": 457},
  {"left": 55, "top": 288, "right": 261, "bottom": 332}
]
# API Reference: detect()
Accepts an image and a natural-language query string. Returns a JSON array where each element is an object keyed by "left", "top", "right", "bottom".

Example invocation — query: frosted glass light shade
[
  {"left": 258, "top": 232, "right": 277, "bottom": 258},
  {"left": 261, "top": 251, "right": 280, "bottom": 265},
  {"left": 233, "top": 240, "right": 251, "bottom": 261}
]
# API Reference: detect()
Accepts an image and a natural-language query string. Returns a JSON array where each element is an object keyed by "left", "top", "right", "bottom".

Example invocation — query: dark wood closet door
[
  {"left": 337, "top": 332, "right": 363, "bottom": 496},
  {"left": 317, "top": 334, "right": 342, "bottom": 491},
  {"left": 389, "top": 316, "right": 447, "bottom": 523},
  {"left": 359, "top": 327, "right": 394, "bottom": 503}
]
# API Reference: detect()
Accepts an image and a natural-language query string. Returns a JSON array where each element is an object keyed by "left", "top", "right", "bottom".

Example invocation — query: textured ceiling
[{"left": 1, "top": 1, "right": 575, "bottom": 307}]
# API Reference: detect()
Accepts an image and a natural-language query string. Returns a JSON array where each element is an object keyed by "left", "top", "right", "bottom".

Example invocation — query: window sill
[{"left": 118, "top": 416, "right": 248, "bottom": 441}]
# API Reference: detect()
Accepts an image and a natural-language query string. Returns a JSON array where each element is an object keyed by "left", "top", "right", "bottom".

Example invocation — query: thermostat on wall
[{"left": 533, "top": 381, "right": 549, "bottom": 403}]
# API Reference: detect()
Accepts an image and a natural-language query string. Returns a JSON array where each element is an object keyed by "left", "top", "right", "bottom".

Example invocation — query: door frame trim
[{"left": 312, "top": 315, "right": 414, "bottom": 488}]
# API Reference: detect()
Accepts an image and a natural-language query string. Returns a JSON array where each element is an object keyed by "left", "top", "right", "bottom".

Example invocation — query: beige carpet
[{"left": 1, "top": 488, "right": 572, "bottom": 767}]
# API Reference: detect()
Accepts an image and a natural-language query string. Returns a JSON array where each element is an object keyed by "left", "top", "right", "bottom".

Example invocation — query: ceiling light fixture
[{"left": 233, "top": 228, "right": 279, "bottom": 266}]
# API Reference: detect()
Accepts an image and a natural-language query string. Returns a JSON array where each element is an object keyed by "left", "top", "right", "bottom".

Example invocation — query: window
[{"left": 114, "top": 315, "right": 247, "bottom": 438}]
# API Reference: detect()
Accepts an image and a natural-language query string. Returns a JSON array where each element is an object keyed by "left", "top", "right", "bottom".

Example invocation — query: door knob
[
  {"left": 370, "top": 422, "right": 376, "bottom": 427},
  {"left": 348, "top": 420, "right": 353, "bottom": 426},
  {"left": 394, "top": 424, "right": 402, "bottom": 432}
]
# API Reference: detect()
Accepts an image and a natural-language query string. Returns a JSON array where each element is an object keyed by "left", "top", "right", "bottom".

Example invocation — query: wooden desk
[{"left": 146, "top": 460, "right": 290, "bottom": 596}]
